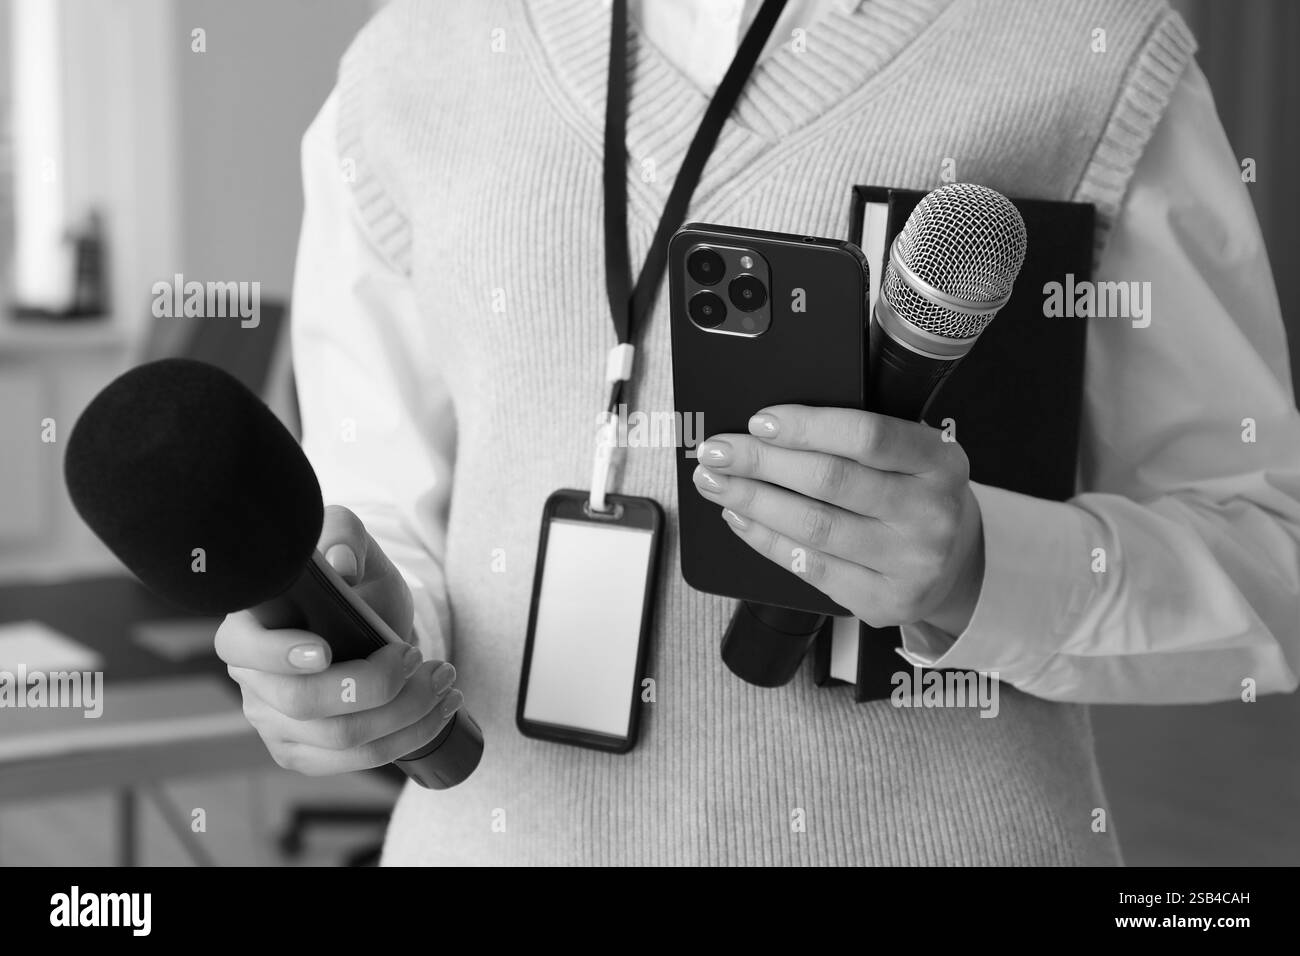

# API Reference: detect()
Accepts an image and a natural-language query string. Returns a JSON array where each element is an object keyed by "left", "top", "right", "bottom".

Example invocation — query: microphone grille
[
  {"left": 883, "top": 183, "right": 1028, "bottom": 339},
  {"left": 65, "top": 358, "right": 323, "bottom": 614}
]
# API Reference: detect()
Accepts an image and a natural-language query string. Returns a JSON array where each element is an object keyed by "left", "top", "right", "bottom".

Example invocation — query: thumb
[
  {"left": 317, "top": 504, "right": 414, "bottom": 640},
  {"left": 325, "top": 543, "right": 359, "bottom": 581},
  {"left": 319, "top": 505, "right": 368, "bottom": 584}
]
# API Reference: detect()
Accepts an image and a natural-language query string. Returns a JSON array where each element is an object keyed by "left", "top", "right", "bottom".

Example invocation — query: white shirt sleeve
[
  {"left": 290, "top": 90, "right": 455, "bottom": 663},
  {"left": 898, "top": 62, "right": 1300, "bottom": 704}
]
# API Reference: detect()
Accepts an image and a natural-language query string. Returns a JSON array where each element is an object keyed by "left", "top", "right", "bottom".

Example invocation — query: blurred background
[{"left": 0, "top": 0, "right": 1295, "bottom": 866}]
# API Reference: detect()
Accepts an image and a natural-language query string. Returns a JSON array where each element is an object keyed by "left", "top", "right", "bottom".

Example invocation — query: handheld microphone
[
  {"left": 869, "top": 182, "right": 1027, "bottom": 420},
  {"left": 723, "top": 183, "right": 1027, "bottom": 687},
  {"left": 64, "top": 358, "right": 483, "bottom": 789}
]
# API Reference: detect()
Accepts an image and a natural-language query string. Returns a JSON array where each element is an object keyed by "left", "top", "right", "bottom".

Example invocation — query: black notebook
[{"left": 813, "top": 185, "right": 1095, "bottom": 701}]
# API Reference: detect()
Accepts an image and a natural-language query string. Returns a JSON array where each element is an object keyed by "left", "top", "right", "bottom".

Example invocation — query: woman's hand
[
  {"left": 693, "top": 405, "right": 985, "bottom": 634},
  {"left": 215, "top": 505, "right": 462, "bottom": 776}
]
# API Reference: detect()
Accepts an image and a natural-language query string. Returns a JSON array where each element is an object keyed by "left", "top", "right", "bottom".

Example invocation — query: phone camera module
[
  {"left": 687, "top": 248, "right": 726, "bottom": 286},
  {"left": 688, "top": 290, "right": 728, "bottom": 328},
  {"left": 728, "top": 274, "right": 767, "bottom": 312}
]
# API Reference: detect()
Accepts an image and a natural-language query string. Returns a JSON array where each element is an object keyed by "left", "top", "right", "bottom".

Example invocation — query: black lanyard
[{"left": 602, "top": 0, "right": 788, "bottom": 412}]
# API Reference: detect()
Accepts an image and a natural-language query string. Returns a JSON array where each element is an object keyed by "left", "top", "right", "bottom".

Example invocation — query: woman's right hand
[{"left": 215, "top": 505, "right": 462, "bottom": 776}]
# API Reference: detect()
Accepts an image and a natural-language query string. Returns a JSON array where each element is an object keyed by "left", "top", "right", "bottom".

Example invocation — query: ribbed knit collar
[{"left": 521, "top": 0, "right": 955, "bottom": 174}]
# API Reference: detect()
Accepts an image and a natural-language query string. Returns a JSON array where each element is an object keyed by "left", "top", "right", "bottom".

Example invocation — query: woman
[{"left": 216, "top": 0, "right": 1300, "bottom": 865}]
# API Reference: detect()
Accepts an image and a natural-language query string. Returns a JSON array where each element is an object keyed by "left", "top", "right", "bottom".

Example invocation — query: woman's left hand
[{"left": 693, "top": 404, "right": 985, "bottom": 634}]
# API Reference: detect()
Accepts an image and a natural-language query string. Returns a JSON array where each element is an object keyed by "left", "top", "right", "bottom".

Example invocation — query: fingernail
[
  {"left": 699, "top": 439, "right": 731, "bottom": 466},
  {"left": 692, "top": 465, "right": 727, "bottom": 494},
  {"left": 438, "top": 689, "right": 464, "bottom": 719},
  {"left": 431, "top": 661, "right": 457, "bottom": 695},
  {"left": 288, "top": 643, "right": 327, "bottom": 670},
  {"left": 721, "top": 508, "right": 749, "bottom": 531},
  {"left": 402, "top": 645, "right": 424, "bottom": 678},
  {"left": 748, "top": 414, "right": 778, "bottom": 437},
  {"left": 325, "top": 544, "right": 358, "bottom": 579}
]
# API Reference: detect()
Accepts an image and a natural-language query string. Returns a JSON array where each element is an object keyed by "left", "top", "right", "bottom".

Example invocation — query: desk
[{"left": 0, "top": 576, "right": 272, "bottom": 864}]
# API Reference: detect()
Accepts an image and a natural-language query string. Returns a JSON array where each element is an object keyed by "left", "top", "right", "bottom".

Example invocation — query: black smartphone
[
  {"left": 668, "top": 222, "right": 869, "bottom": 616},
  {"left": 515, "top": 490, "right": 663, "bottom": 753}
]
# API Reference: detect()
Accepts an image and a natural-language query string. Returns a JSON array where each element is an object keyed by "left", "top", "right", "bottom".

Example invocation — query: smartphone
[
  {"left": 516, "top": 490, "right": 663, "bottom": 753},
  {"left": 668, "top": 223, "right": 869, "bottom": 615}
]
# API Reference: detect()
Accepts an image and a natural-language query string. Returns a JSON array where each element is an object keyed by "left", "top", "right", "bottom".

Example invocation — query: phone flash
[{"left": 739, "top": 255, "right": 754, "bottom": 270}]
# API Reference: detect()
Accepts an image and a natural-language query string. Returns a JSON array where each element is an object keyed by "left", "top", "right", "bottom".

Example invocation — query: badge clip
[{"left": 589, "top": 344, "right": 635, "bottom": 514}]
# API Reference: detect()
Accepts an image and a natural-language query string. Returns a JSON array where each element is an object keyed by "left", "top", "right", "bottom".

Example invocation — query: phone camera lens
[
  {"left": 687, "top": 248, "right": 725, "bottom": 286},
  {"left": 688, "top": 290, "right": 727, "bottom": 328},
  {"left": 728, "top": 274, "right": 767, "bottom": 312}
]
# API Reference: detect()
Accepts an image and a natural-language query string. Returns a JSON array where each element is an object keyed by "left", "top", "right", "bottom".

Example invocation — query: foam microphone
[
  {"left": 869, "top": 182, "right": 1027, "bottom": 420},
  {"left": 64, "top": 358, "right": 483, "bottom": 789},
  {"left": 723, "top": 184, "right": 1026, "bottom": 688}
]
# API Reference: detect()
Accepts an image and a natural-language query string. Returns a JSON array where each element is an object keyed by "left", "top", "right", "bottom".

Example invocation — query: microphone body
[
  {"left": 866, "top": 304, "right": 960, "bottom": 422},
  {"left": 722, "top": 601, "right": 827, "bottom": 688},
  {"left": 65, "top": 358, "right": 482, "bottom": 789}
]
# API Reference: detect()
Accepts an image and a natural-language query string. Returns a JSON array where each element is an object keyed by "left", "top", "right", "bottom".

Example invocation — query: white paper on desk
[
  {"left": 0, "top": 675, "right": 254, "bottom": 763},
  {"left": 0, "top": 620, "right": 103, "bottom": 671},
  {"left": 132, "top": 619, "right": 218, "bottom": 662}
]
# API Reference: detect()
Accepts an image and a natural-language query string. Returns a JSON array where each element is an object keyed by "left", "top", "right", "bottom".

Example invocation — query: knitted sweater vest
[{"left": 327, "top": 0, "right": 1195, "bottom": 865}]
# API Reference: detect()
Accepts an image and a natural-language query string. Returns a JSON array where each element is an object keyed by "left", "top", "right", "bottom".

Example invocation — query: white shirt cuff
[
  {"left": 898, "top": 483, "right": 1096, "bottom": 686},
  {"left": 407, "top": 580, "right": 451, "bottom": 664}
]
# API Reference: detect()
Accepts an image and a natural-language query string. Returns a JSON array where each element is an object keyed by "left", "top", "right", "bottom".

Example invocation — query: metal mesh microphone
[{"left": 870, "top": 183, "right": 1027, "bottom": 420}]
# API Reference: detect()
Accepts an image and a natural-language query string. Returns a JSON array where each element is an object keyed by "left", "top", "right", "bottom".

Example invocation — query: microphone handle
[
  {"left": 867, "top": 315, "right": 962, "bottom": 423},
  {"left": 250, "top": 551, "right": 483, "bottom": 789},
  {"left": 722, "top": 600, "right": 828, "bottom": 687}
]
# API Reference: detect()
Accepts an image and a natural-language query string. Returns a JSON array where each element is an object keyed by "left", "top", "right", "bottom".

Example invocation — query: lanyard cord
[{"left": 601, "top": 0, "right": 789, "bottom": 414}]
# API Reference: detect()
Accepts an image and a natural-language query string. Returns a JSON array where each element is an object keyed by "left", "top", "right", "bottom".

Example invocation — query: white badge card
[{"left": 516, "top": 489, "right": 662, "bottom": 753}]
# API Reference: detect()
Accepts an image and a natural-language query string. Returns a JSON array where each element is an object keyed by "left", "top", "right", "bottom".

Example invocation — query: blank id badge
[{"left": 516, "top": 489, "right": 663, "bottom": 753}]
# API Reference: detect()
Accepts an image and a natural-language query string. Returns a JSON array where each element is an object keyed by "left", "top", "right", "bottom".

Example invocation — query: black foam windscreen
[{"left": 65, "top": 358, "right": 323, "bottom": 614}]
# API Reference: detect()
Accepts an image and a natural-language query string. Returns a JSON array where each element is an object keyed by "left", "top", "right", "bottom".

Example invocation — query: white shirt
[
  {"left": 633, "top": 0, "right": 859, "bottom": 92},
  {"left": 291, "top": 1, "right": 1300, "bottom": 703}
]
